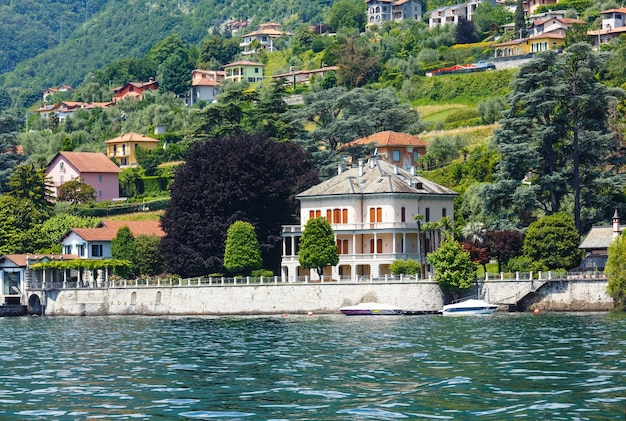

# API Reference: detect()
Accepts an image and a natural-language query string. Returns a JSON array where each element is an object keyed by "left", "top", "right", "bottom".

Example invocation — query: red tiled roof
[
  {"left": 104, "top": 132, "right": 159, "bottom": 144},
  {"left": 99, "top": 220, "right": 166, "bottom": 237},
  {"left": 601, "top": 7, "right": 626, "bottom": 14},
  {"left": 342, "top": 131, "right": 427, "bottom": 149},
  {"left": 69, "top": 228, "right": 118, "bottom": 241},
  {"left": 52, "top": 152, "right": 122, "bottom": 174}
]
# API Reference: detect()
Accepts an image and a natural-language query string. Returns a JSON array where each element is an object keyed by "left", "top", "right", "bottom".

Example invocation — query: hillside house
[
  {"left": 46, "top": 152, "right": 122, "bottom": 202},
  {"left": 587, "top": 8, "right": 626, "bottom": 46},
  {"left": 280, "top": 158, "right": 457, "bottom": 281},
  {"left": 428, "top": 0, "right": 494, "bottom": 28},
  {"left": 341, "top": 131, "right": 427, "bottom": 170},
  {"left": 60, "top": 220, "right": 165, "bottom": 260},
  {"left": 576, "top": 210, "right": 625, "bottom": 272},
  {"left": 104, "top": 132, "right": 160, "bottom": 167},
  {"left": 224, "top": 60, "right": 264, "bottom": 83},
  {"left": 366, "top": 0, "right": 424, "bottom": 26},
  {"left": 0, "top": 254, "right": 78, "bottom": 307},
  {"left": 113, "top": 78, "right": 159, "bottom": 103},
  {"left": 493, "top": 33, "right": 565, "bottom": 58},
  {"left": 528, "top": 17, "right": 585, "bottom": 37},
  {"left": 36, "top": 101, "right": 113, "bottom": 120},
  {"left": 43, "top": 85, "right": 73, "bottom": 102},
  {"left": 188, "top": 69, "right": 225, "bottom": 106},
  {"left": 523, "top": 0, "right": 558, "bottom": 16},
  {"left": 272, "top": 66, "right": 338, "bottom": 85},
  {"left": 240, "top": 23, "right": 291, "bottom": 54}
]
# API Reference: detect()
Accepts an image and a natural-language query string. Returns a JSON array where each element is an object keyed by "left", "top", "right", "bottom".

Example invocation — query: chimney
[
  {"left": 358, "top": 159, "right": 364, "bottom": 177},
  {"left": 338, "top": 163, "right": 343, "bottom": 175},
  {"left": 394, "top": 165, "right": 398, "bottom": 175},
  {"left": 410, "top": 166, "right": 416, "bottom": 176},
  {"left": 613, "top": 208, "right": 621, "bottom": 238}
]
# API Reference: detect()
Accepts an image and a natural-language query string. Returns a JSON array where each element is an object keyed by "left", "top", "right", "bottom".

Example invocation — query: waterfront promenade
[{"left": 23, "top": 271, "right": 613, "bottom": 316}]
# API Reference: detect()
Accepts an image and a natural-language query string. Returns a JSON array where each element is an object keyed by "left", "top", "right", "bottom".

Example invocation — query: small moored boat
[
  {"left": 440, "top": 299, "right": 498, "bottom": 316},
  {"left": 339, "top": 302, "right": 404, "bottom": 316}
]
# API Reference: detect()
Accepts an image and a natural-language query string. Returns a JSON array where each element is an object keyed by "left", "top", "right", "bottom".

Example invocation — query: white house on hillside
[
  {"left": 280, "top": 158, "right": 457, "bottom": 281},
  {"left": 428, "top": 0, "right": 495, "bottom": 28},
  {"left": 366, "top": 0, "right": 424, "bottom": 26}
]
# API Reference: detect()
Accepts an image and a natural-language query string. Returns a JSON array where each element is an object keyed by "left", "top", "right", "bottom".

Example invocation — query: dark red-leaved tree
[
  {"left": 159, "top": 133, "right": 319, "bottom": 278},
  {"left": 460, "top": 242, "right": 489, "bottom": 273},
  {"left": 483, "top": 229, "right": 524, "bottom": 272}
]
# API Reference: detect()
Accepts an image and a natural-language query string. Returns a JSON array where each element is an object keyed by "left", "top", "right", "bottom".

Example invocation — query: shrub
[{"left": 390, "top": 259, "right": 421, "bottom": 275}]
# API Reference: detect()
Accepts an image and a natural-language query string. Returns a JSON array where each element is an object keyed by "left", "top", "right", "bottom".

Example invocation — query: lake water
[{"left": 0, "top": 312, "right": 624, "bottom": 420}]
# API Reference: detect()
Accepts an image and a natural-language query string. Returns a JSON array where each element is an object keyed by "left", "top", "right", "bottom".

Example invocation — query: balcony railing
[{"left": 24, "top": 271, "right": 585, "bottom": 292}]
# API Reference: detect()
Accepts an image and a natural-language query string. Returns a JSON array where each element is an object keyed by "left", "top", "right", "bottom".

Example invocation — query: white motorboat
[
  {"left": 440, "top": 299, "right": 498, "bottom": 316},
  {"left": 339, "top": 302, "right": 404, "bottom": 316}
]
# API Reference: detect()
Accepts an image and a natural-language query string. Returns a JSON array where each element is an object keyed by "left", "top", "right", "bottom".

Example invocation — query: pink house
[{"left": 46, "top": 152, "right": 122, "bottom": 202}]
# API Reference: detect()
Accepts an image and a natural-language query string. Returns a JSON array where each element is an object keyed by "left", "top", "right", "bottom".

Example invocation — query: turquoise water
[{"left": 0, "top": 313, "right": 624, "bottom": 420}]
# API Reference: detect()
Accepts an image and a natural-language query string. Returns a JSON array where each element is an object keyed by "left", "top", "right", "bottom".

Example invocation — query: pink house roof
[
  {"left": 49, "top": 152, "right": 122, "bottom": 174},
  {"left": 104, "top": 132, "right": 159, "bottom": 145},
  {"left": 342, "top": 131, "right": 427, "bottom": 148}
]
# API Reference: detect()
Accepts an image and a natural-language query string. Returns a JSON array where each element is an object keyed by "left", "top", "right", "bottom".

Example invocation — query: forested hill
[{"left": 0, "top": 0, "right": 333, "bottom": 92}]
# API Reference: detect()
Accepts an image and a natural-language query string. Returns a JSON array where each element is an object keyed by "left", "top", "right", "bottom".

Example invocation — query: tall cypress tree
[{"left": 514, "top": 0, "right": 526, "bottom": 38}]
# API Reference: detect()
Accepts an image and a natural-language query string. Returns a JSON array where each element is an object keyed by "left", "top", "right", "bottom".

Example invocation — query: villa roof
[
  {"left": 98, "top": 220, "right": 166, "bottom": 237},
  {"left": 579, "top": 226, "right": 625, "bottom": 250},
  {"left": 60, "top": 220, "right": 165, "bottom": 243},
  {"left": 342, "top": 131, "right": 427, "bottom": 149},
  {"left": 48, "top": 152, "right": 122, "bottom": 174},
  {"left": 104, "top": 132, "right": 159, "bottom": 144},
  {"left": 297, "top": 158, "right": 457, "bottom": 198},
  {"left": 224, "top": 60, "right": 265, "bottom": 68},
  {"left": 0, "top": 254, "right": 78, "bottom": 267}
]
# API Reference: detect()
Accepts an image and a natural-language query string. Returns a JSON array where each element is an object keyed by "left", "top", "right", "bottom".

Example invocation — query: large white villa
[{"left": 280, "top": 158, "right": 457, "bottom": 281}]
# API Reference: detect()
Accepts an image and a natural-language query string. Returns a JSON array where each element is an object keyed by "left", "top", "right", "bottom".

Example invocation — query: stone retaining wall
[
  {"left": 32, "top": 278, "right": 614, "bottom": 316},
  {"left": 40, "top": 282, "right": 445, "bottom": 316}
]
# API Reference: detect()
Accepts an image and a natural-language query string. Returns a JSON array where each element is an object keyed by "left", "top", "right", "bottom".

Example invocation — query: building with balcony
[
  {"left": 366, "top": 0, "right": 424, "bottom": 26},
  {"left": 223, "top": 60, "right": 264, "bottom": 83},
  {"left": 187, "top": 69, "right": 225, "bottom": 106},
  {"left": 104, "top": 132, "right": 160, "bottom": 167},
  {"left": 280, "top": 158, "right": 457, "bottom": 282},
  {"left": 239, "top": 23, "right": 290, "bottom": 54},
  {"left": 587, "top": 7, "right": 626, "bottom": 46}
]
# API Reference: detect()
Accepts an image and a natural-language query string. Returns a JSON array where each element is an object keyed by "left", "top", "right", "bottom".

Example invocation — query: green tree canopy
[
  {"left": 606, "top": 232, "right": 626, "bottom": 310},
  {"left": 7, "top": 163, "right": 54, "bottom": 214},
  {"left": 489, "top": 44, "right": 626, "bottom": 232},
  {"left": 292, "top": 86, "right": 421, "bottom": 178},
  {"left": 298, "top": 217, "right": 339, "bottom": 278},
  {"left": 390, "top": 259, "right": 421, "bottom": 276},
  {"left": 427, "top": 238, "right": 477, "bottom": 295},
  {"left": 57, "top": 178, "right": 97, "bottom": 204},
  {"left": 134, "top": 234, "right": 163, "bottom": 277},
  {"left": 522, "top": 212, "right": 582, "bottom": 271},
  {"left": 325, "top": 0, "right": 366, "bottom": 32},
  {"left": 111, "top": 226, "right": 136, "bottom": 279},
  {"left": 223, "top": 220, "right": 263, "bottom": 276}
]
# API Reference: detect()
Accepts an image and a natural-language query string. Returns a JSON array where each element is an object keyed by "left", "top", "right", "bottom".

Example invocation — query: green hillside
[{"left": 0, "top": 0, "right": 333, "bottom": 93}]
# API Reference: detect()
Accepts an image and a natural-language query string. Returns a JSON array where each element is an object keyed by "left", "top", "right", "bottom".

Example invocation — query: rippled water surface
[{"left": 0, "top": 312, "right": 625, "bottom": 420}]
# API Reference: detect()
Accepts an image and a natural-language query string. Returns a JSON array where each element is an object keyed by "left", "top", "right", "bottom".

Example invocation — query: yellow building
[
  {"left": 494, "top": 33, "right": 565, "bottom": 58},
  {"left": 104, "top": 132, "right": 159, "bottom": 168}
]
